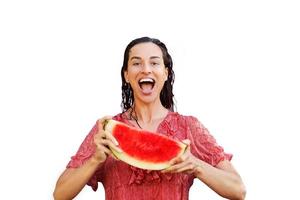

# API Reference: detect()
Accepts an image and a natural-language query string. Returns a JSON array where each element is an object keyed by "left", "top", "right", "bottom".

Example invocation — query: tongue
[{"left": 141, "top": 83, "right": 153, "bottom": 94}]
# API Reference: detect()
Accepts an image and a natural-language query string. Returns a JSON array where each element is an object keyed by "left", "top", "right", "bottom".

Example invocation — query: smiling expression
[{"left": 124, "top": 42, "right": 168, "bottom": 105}]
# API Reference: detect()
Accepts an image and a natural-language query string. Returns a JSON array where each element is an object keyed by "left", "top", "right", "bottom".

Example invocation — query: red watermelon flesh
[{"left": 104, "top": 119, "right": 187, "bottom": 170}]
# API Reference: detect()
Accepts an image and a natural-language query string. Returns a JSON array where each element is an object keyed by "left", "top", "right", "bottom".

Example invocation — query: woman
[{"left": 53, "top": 37, "right": 246, "bottom": 200}]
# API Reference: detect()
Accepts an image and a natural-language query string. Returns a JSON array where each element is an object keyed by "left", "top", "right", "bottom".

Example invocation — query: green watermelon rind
[{"left": 104, "top": 119, "right": 187, "bottom": 170}]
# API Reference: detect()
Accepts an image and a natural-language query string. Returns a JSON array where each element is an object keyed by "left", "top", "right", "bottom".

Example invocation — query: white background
[{"left": 0, "top": 0, "right": 299, "bottom": 199}]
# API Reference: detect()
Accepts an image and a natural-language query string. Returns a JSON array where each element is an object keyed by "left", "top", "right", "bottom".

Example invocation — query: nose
[{"left": 141, "top": 62, "right": 152, "bottom": 74}]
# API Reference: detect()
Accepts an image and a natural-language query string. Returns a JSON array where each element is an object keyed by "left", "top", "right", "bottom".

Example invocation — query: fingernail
[{"left": 117, "top": 147, "right": 123, "bottom": 153}]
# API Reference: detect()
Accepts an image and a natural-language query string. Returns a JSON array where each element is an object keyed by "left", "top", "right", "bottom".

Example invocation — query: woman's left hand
[
  {"left": 162, "top": 140, "right": 246, "bottom": 199},
  {"left": 161, "top": 139, "right": 201, "bottom": 175}
]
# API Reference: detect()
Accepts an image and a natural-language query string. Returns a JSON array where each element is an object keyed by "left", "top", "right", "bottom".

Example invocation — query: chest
[{"left": 127, "top": 119, "right": 163, "bottom": 132}]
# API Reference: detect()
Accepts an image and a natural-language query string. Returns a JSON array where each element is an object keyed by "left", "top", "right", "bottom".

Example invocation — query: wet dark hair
[{"left": 121, "top": 36, "right": 175, "bottom": 112}]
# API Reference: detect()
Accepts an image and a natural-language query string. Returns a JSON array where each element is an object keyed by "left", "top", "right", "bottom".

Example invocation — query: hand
[
  {"left": 161, "top": 139, "right": 201, "bottom": 176},
  {"left": 92, "top": 116, "right": 122, "bottom": 163}
]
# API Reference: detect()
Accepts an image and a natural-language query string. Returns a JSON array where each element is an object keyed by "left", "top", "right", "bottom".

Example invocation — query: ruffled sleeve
[
  {"left": 186, "top": 116, "right": 232, "bottom": 167},
  {"left": 66, "top": 123, "right": 103, "bottom": 191}
]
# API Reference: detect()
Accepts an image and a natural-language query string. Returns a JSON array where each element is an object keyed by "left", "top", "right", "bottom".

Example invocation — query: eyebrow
[
  {"left": 130, "top": 56, "right": 141, "bottom": 60},
  {"left": 150, "top": 56, "right": 161, "bottom": 60},
  {"left": 130, "top": 56, "right": 161, "bottom": 60}
]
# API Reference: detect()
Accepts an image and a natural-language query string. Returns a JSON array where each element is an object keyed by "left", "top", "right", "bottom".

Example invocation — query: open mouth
[{"left": 138, "top": 78, "right": 155, "bottom": 93}]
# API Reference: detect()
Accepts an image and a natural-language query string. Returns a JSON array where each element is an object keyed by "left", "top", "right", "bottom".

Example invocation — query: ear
[
  {"left": 124, "top": 70, "right": 129, "bottom": 83},
  {"left": 164, "top": 67, "right": 168, "bottom": 81}
]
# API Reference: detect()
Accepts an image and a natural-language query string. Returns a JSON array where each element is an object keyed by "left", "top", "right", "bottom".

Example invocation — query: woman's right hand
[
  {"left": 92, "top": 116, "right": 122, "bottom": 164},
  {"left": 53, "top": 116, "right": 122, "bottom": 200}
]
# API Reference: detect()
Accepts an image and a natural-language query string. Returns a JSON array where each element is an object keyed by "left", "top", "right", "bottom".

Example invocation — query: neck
[{"left": 132, "top": 101, "right": 168, "bottom": 124}]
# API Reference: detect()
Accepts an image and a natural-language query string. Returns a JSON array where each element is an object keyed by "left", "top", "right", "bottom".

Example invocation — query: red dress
[{"left": 67, "top": 112, "right": 232, "bottom": 200}]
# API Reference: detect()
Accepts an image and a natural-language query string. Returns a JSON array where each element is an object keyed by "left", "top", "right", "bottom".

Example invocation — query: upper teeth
[{"left": 139, "top": 78, "right": 154, "bottom": 83}]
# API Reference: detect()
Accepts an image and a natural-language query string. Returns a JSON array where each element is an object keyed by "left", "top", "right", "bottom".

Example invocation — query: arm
[
  {"left": 53, "top": 156, "right": 103, "bottom": 200},
  {"left": 196, "top": 159, "right": 246, "bottom": 200},
  {"left": 53, "top": 116, "right": 121, "bottom": 200},
  {"left": 162, "top": 140, "right": 246, "bottom": 200}
]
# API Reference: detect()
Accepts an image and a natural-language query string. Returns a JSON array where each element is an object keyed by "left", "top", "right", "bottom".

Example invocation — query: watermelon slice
[{"left": 103, "top": 119, "right": 187, "bottom": 170}]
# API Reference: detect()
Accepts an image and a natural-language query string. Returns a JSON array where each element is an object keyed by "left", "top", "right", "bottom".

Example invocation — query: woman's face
[{"left": 124, "top": 42, "right": 168, "bottom": 105}]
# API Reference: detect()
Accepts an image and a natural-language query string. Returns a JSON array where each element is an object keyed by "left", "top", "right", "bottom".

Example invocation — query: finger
[
  {"left": 168, "top": 156, "right": 183, "bottom": 166},
  {"left": 94, "top": 135, "right": 102, "bottom": 147},
  {"left": 98, "top": 130, "right": 107, "bottom": 139},
  {"left": 94, "top": 132, "right": 122, "bottom": 153},
  {"left": 95, "top": 130, "right": 109, "bottom": 145},
  {"left": 97, "top": 116, "right": 113, "bottom": 131},
  {"left": 173, "top": 164, "right": 197, "bottom": 174},
  {"left": 168, "top": 140, "right": 191, "bottom": 166},
  {"left": 102, "top": 138, "right": 123, "bottom": 153},
  {"left": 162, "top": 161, "right": 190, "bottom": 173},
  {"left": 182, "top": 139, "right": 191, "bottom": 152},
  {"left": 94, "top": 132, "right": 104, "bottom": 140},
  {"left": 104, "top": 130, "right": 119, "bottom": 146},
  {"left": 163, "top": 154, "right": 195, "bottom": 173},
  {"left": 182, "top": 139, "right": 191, "bottom": 145},
  {"left": 168, "top": 150, "right": 189, "bottom": 165},
  {"left": 96, "top": 143, "right": 112, "bottom": 155},
  {"left": 94, "top": 132, "right": 106, "bottom": 145}
]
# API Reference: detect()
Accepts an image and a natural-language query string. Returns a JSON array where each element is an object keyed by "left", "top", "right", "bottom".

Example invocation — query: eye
[
  {"left": 151, "top": 62, "right": 159, "bottom": 66},
  {"left": 132, "top": 62, "right": 141, "bottom": 66}
]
